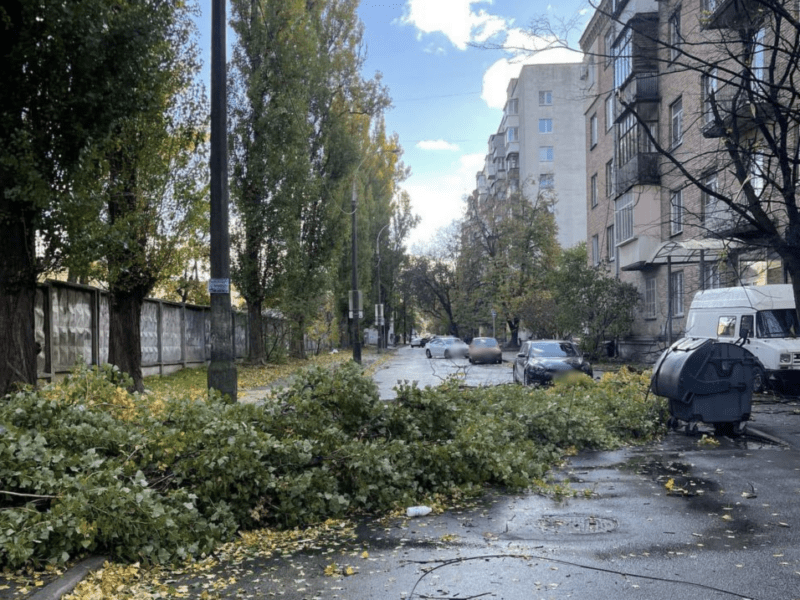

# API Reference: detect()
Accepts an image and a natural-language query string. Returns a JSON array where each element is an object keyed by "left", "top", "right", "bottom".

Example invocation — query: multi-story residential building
[
  {"left": 472, "top": 63, "right": 587, "bottom": 249},
  {"left": 581, "top": 0, "right": 797, "bottom": 361}
]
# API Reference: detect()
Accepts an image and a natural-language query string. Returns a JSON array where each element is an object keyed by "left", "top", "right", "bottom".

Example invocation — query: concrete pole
[
  {"left": 207, "top": 0, "right": 237, "bottom": 400},
  {"left": 351, "top": 178, "right": 362, "bottom": 364}
]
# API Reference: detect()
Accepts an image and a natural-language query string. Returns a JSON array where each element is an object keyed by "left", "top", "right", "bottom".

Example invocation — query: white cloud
[
  {"left": 405, "top": 153, "right": 485, "bottom": 246},
  {"left": 417, "top": 139, "right": 460, "bottom": 151},
  {"left": 403, "top": 0, "right": 509, "bottom": 51}
]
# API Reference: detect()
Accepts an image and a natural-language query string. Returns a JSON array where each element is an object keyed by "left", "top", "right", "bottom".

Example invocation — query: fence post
[
  {"left": 157, "top": 301, "right": 164, "bottom": 376},
  {"left": 181, "top": 303, "right": 187, "bottom": 369}
]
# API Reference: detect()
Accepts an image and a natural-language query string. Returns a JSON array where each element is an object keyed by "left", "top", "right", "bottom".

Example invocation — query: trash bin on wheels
[{"left": 651, "top": 337, "right": 757, "bottom": 435}]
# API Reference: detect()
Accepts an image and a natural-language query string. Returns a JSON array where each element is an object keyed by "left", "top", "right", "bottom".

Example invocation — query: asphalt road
[
  {"left": 10, "top": 347, "right": 800, "bottom": 600},
  {"left": 371, "top": 344, "right": 518, "bottom": 399}
]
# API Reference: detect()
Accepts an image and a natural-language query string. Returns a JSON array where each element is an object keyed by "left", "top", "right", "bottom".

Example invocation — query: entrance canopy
[{"left": 622, "top": 238, "right": 738, "bottom": 271}]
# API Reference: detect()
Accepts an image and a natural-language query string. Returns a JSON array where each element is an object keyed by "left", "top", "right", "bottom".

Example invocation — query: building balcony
[
  {"left": 615, "top": 72, "right": 659, "bottom": 116},
  {"left": 701, "top": 0, "right": 764, "bottom": 30},
  {"left": 703, "top": 206, "right": 761, "bottom": 240},
  {"left": 615, "top": 152, "right": 659, "bottom": 192},
  {"left": 701, "top": 81, "right": 773, "bottom": 138}
]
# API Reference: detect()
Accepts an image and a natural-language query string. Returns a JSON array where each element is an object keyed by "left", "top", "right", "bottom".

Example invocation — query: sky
[{"left": 195, "top": 0, "right": 590, "bottom": 249}]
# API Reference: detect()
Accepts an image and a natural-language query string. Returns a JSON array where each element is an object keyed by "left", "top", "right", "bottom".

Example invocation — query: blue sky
[{"left": 195, "top": 0, "right": 589, "bottom": 247}]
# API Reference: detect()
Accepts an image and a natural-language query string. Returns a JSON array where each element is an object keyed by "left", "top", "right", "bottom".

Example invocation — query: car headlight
[{"left": 780, "top": 353, "right": 791, "bottom": 364}]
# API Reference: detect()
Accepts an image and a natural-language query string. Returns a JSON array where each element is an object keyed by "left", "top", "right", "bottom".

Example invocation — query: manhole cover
[{"left": 537, "top": 515, "right": 617, "bottom": 534}]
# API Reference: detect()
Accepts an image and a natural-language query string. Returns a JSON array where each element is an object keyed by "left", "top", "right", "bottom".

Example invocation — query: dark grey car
[{"left": 512, "top": 340, "right": 593, "bottom": 386}]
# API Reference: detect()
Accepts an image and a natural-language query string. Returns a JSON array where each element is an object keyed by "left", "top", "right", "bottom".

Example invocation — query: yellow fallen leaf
[
  {"left": 665, "top": 478, "right": 675, "bottom": 492},
  {"left": 361, "top": 551, "right": 369, "bottom": 559},
  {"left": 722, "top": 514, "right": 734, "bottom": 521}
]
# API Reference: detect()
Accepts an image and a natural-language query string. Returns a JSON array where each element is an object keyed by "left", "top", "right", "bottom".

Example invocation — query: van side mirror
[{"left": 738, "top": 326, "right": 750, "bottom": 346}]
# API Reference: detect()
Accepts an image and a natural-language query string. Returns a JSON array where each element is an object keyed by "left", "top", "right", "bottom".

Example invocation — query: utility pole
[
  {"left": 350, "top": 178, "right": 362, "bottom": 363},
  {"left": 207, "top": 0, "right": 237, "bottom": 400}
]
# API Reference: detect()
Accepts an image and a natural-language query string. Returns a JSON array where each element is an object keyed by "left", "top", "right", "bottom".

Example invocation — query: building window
[
  {"left": 591, "top": 173, "right": 598, "bottom": 207},
  {"left": 617, "top": 113, "right": 637, "bottom": 166},
  {"left": 507, "top": 153, "right": 519, "bottom": 169},
  {"left": 670, "top": 271, "right": 685, "bottom": 316},
  {"left": 752, "top": 28, "right": 766, "bottom": 85},
  {"left": 703, "top": 262, "right": 721, "bottom": 289},
  {"left": 539, "top": 173, "right": 554, "bottom": 189},
  {"left": 606, "top": 225, "right": 616, "bottom": 261},
  {"left": 670, "top": 97, "right": 683, "bottom": 147},
  {"left": 605, "top": 95, "right": 614, "bottom": 131},
  {"left": 506, "top": 127, "right": 518, "bottom": 143},
  {"left": 590, "top": 114, "right": 598, "bottom": 148},
  {"left": 506, "top": 98, "right": 519, "bottom": 115},
  {"left": 613, "top": 28, "right": 632, "bottom": 89},
  {"left": 591, "top": 235, "right": 600, "bottom": 265},
  {"left": 539, "top": 146, "right": 554, "bottom": 162},
  {"left": 539, "top": 90, "right": 552, "bottom": 105},
  {"left": 615, "top": 192, "right": 634, "bottom": 243},
  {"left": 645, "top": 277, "right": 657, "bottom": 319},
  {"left": 749, "top": 151, "right": 765, "bottom": 196},
  {"left": 539, "top": 118, "right": 553, "bottom": 134},
  {"left": 669, "top": 8, "right": 682, "bottom": 61},
  {"left": 670, "top": 189, "right": 684, "bottom": 235},
  {"left": 605, "top": 159, "right": 614, "bottom": 197},
  {"left": 702, "top": 68, "right": 718, "bottom": 125},
  {"left": 702, "top": 173, "right": 717, "bottom": 226}
]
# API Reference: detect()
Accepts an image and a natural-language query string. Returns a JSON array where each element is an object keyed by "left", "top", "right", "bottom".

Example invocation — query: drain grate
[{"left": 536, "top": 514, "right": 617, "bottom": 534}]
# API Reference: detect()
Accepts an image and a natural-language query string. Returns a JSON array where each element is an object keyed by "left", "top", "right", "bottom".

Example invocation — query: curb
[{"left": 27, "top": 556, "right": 107, "bottom": 600}]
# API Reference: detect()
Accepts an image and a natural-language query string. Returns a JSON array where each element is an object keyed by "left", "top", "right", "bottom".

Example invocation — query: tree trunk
[
  {"left": 0, "top": 204, "right": 38, "bottom": 397},
  {"left": 248, "top": 300, "right": 265, "bottom": 364},
  {"left": 108, "top": 288, "right": 147, "bottom": 393},
  {"left": 291, "top": 315, "right": 306, "bottom": 359},
  {"left": 507, "top": 317, "right": 520, "bottom": 348}
]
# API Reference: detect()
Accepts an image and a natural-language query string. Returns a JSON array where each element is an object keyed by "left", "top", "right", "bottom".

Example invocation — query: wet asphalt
[{"left": 8, "top": 346, "right": 800, "bottom": 600}]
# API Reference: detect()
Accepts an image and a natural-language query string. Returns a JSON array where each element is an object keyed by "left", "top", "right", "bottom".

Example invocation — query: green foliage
[
  {"left": 0, "top": 362, "right": 665, "bottom": 569},
  {"left": 549, "top": 244, "right": 640, "bottom": 355}
]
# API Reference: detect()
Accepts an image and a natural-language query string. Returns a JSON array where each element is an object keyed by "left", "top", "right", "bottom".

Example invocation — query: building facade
[
  {"left": 473, "top": 62, "right": 587, "bottom": 249},
  {"left": 581, "top": 0, "right": 796, "bottom": 361}
]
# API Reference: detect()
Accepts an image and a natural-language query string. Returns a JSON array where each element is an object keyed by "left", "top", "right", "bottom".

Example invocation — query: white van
[{"left": 685, "top": 284, "right": 800, "bottom": 392}]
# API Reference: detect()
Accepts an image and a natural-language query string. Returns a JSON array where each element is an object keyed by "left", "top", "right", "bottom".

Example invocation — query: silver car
[{"left": 425, "top": 336, "right": 469, "bottom": 359}]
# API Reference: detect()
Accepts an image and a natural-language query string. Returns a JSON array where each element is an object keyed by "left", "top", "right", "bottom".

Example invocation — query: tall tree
[
  {"left": 93, "top": 5, "right": 208, "bottom": 392},
  {"left": 0, "top": 0, "right": 185, "bottom": 396},
  {"left": 458, "top": 190, "right": 560, "bottom": 345},
  {"left": 408, "top": 222, "right": 463, "bottom": 336},
  {"left": 229, "top": 0, "right": 392, "bottom": 361}
]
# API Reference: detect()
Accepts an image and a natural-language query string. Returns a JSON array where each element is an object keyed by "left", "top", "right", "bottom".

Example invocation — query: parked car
[
  {"left": 410, "top": 336, "right": 429, "bottom": 348},
  {"left": 513, "top": 340, "right": 593, "bottom": 386},
  {"left": 468, "top": 337, "right": 503, "bottom": 364},
  {"left": 425, "top": 336, "right": 469, "bottom": 359}
]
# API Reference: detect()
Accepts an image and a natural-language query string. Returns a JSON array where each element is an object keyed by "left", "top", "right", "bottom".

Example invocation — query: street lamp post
[
  {"left": 375, "top": 222, "right": 390, "bottom": 352},
  {"left": 350, "top": 177, "right": 362, "bottom": 364}
]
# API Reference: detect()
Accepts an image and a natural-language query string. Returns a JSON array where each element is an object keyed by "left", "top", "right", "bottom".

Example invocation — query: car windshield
[
  {"left": 529, "top": 342, "right": 578, "bottom": 357},
  {"left": 472, "top": 338, "right": 498, "bottom": 347},
  {"left": 756, "top": 309, "right": 799, "bottom": 338}
]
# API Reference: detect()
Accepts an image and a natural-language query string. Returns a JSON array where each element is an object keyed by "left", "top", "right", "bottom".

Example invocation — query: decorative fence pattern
[{"left": 35, "top": 280, "right": 249, "bottom": 380}]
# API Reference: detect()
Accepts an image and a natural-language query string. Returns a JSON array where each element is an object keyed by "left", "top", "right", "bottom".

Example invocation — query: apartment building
[
  {"left": 473, "top": 63, "right": 587, "bottom": 249},
  {"left": 581, "top": 0, "right": 797, "bottom": 361}
]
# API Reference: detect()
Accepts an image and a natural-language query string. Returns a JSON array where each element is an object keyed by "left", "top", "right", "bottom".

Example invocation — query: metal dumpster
[{"left": 651, "top": 337, "right": 756, "bottom": 434}]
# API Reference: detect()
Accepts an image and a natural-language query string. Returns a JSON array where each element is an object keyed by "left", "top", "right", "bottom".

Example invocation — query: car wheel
[
  {"left": 426, "top": 349, "right": 432, "bottom": 359},
  {"left": 444, "top": 349, "right": 451, "bottom": 359}
]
